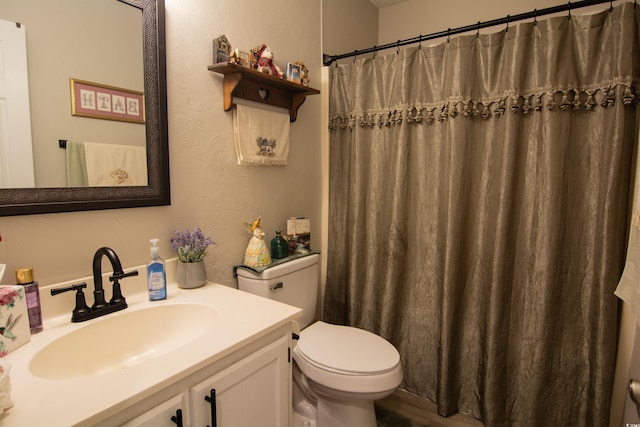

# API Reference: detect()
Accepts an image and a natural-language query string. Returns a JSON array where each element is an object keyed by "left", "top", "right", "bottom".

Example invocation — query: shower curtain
[{"left": 324, "top": 4, "right": 640, "bottom": 426}]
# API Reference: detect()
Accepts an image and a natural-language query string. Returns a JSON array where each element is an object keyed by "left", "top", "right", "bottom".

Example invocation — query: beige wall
[
  {"left": 322, "top": 0, "right": 378, "bottom": 62},
  {"left": 0, "top": 0, "right": 322, "bottom": 289}
]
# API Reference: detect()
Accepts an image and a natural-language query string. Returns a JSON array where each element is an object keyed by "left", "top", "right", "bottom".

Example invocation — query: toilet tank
[{"left": 236, "top": 254, "right": 319, "bottom": 328}]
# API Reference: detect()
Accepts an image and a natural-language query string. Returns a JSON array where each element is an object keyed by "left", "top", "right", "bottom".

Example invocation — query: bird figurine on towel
[{"left": 244, "top": 217, "right": 272, "bottom": 267}]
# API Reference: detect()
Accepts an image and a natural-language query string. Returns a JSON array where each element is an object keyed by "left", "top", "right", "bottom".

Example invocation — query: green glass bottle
[{"left": 270, "top": 231, "right": 288, "bottom": 259}]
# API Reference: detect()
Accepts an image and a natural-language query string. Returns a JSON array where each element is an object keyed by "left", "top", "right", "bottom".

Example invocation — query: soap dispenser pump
[{"left": 147, "top": 238, "right": 167, "bottom": 301}]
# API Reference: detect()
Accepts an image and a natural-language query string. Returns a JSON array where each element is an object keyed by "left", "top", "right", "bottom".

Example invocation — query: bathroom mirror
[{"left": 0, "top": 0, "right": 169, "bottom": 216}]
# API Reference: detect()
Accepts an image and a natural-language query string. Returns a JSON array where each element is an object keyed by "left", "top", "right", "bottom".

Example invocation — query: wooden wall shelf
[{"left": 208, "top": 63, "right": 320, "bottom": 122}]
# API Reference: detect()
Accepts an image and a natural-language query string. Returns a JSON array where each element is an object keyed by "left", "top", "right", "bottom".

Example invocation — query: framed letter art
[{"left": 70, "top": 78, "right": 145, "bottom": 124}]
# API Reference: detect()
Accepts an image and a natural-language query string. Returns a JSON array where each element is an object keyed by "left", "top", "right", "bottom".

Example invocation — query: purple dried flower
[{"left": 169, "top": 227, "right": 216, "bottom": 262}]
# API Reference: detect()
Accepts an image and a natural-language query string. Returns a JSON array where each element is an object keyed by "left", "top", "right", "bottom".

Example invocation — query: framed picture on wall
[{"left": 70, "top": 78, "right": 145, "bottom": 124}]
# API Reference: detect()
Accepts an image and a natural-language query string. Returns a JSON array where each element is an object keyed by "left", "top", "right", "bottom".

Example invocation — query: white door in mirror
[{"left": 0, "top": 19, "right": 35, "bottom": 188}]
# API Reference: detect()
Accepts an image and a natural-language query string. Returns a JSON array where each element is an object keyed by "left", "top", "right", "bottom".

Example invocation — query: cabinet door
[
  {"left": 190, "top": 335, "right": 290, "bottom": 427},
  {"left": 121, "top": 392, "right": 189, "bottom": 427}
]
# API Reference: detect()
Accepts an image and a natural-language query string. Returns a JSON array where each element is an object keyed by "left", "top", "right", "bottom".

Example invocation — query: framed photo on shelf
[
  {"left": 235, "top": 49, "right": 251, "bottom": 67},
  {"left": 214, "top": 34, "right": 231, "bottom": 63},
  {"left": 70, "top": 78, "right": 145, "bottom": 124},
  {"left": 286, "top": 63, "right": 301, "bottom": 84}
]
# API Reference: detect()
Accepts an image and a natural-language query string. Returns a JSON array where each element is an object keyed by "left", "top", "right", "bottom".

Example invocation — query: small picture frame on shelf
[
  {"left": 235, "top": 49, "right": 251, "bottom": 67},
  {"left": 286, "top": 63, "right": 301, "bottom": 84},
  {"left": 214, "top": 34, "right": 231, "bottom": 63}
]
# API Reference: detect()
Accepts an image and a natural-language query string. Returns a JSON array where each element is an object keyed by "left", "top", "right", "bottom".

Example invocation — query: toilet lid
[{"left": 297, "top": 322, "right": 400, "bottom": 375}]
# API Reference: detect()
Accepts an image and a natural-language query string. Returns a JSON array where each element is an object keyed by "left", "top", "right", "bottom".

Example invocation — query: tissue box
[
  {"left": 286, "top": 217, "right": 311, "bottom": 254},
  {"left": 287, "top": 217, "right": 310, "bottom": 235},
  {"left": 0, "top": 286, "right": 30, "bottom": 357}
]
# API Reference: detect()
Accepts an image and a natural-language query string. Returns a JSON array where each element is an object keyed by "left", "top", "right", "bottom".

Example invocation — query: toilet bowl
[
  {"left": 292, "top": 321, "right": 402, "bottom": 427},
  {"left": 235, "top": 254, "right": 403, "bottom": 427}
]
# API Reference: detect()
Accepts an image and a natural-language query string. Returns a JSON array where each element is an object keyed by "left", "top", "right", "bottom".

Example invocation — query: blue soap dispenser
[{"left": 147, "top": 238, "right": 167, "bottom": 301}]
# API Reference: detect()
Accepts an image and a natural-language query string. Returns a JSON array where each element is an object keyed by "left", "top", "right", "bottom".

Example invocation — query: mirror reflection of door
[
  {"left": 0, "top": 0, "right": 145, "bottom": 190},
  {"left": 0, "top": 18, "right": 35, "bottom": 188}
]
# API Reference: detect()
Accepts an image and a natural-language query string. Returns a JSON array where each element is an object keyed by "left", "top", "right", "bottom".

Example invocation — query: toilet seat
[
  {"left": 293, "top": 322, "right": 403, "bottom": 395},
  {"left": 296, "top": 321, "right": 400, "bottom": 375}
]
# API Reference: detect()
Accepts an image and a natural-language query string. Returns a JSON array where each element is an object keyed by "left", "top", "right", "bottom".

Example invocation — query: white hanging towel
[
  {"left": 84, "top": 142, "right": 148, "bottom": 186},
  {"left": 233, "top": 103, "right": 290, "bottom": 166}
]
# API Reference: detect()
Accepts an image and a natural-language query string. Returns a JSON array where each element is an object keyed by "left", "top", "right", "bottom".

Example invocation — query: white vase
[{"left": 176, "top": 260, "right": 207, "bottom": 289}]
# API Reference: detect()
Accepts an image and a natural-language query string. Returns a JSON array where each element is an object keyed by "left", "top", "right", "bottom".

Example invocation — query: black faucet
[
  {"left": 51, "top": 247, "right": 139, "bottom": 322},
  {"left": 93, "top": 247, "right": 128, "bottom": 310}
]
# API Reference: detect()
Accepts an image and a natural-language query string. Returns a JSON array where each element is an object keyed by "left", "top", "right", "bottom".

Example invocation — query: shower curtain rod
[{"left": 322, "top": 0, "right": 620, "bottom": 66}]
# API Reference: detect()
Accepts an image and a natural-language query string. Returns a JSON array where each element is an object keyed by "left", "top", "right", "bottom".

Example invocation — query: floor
[{"left": 376, "top": 389, "right": 485, "bottom": 427}]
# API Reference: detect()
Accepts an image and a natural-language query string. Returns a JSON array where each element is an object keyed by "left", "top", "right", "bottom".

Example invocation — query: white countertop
[{"left": 0, "top": 280, "right": 301, "bottom": 426}]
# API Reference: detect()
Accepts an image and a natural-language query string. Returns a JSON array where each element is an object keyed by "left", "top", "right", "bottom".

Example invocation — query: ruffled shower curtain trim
[{"left": 329, "top": 80, "right": 640, "bottom": 130}]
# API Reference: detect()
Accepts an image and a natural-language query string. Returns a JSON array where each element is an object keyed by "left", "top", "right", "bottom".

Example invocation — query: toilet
[{"left": 236, "top": 254, "right": 402, "bottom": 427}]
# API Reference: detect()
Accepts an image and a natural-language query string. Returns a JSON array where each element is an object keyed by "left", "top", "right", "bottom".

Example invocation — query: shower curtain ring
[
  {"left": 476, "top": 21, "right": 480, "bottom": 37},
  {"left": 533, "top": 9, "right": 537, "bottom": 25},
  {"left": 396, "top": 40, "right": 400, "bottom": 54},
  {"left": 447, "top": 28, "right": 451, "bottom": 43},
  {"left": 610, "top": 0, "right": 613, "bottom": 12},
  {"left": 353, "top": 49, "right": 358, "bottom": 63},
  {"left": 373, "top": 46, "right": 377, "bottom": 59},
  {"left": 506, "top": 15, "right": 509, "bottom": 32},
  {"left": 418, "top": 35, "right": 422, "bottom": 49},
  {"left": 567, "top": 1, "right": 572, "bottom": 19}
]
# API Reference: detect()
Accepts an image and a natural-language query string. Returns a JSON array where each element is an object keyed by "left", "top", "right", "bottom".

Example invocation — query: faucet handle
[
  {"left": 108, "top": 270, "right": 138, "bottom": 306},
  {"left": 109, "top": 270, "right": 139, "bottom": 282},
  {"left": 51, "top": 283, "right": 91, "bottom": 322}
]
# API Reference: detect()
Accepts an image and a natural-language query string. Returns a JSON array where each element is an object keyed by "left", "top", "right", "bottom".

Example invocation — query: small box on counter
[
  {"left": 287, "top": 217, "right": 310, "bottom": 235},
  {"left": 286, "top": 217, "right": 311, "bottom": 254},
  {"left": 0, "top": 286, "right": 31, "bottom": 357}
]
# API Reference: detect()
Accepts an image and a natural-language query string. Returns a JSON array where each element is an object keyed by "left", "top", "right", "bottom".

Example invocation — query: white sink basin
[{"left": 29, "top": 303, "right": 217, "bottom": 380}]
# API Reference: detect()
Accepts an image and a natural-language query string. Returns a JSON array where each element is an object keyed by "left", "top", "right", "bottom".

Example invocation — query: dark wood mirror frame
[{"left": 0, "top": 0, "right": 170, "bottom": 216}]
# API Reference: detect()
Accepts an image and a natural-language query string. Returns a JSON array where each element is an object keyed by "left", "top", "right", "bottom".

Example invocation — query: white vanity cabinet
[
  {"left": 190, "top": 334, "right": 290, "bottom": 427},
  {"left": 2, "top": 283, "right": 301, "bottom": 427},
  {"left": 116, "top": 327, "right": 292, "bottom": 427},
  {"left": 121, "top": 393, "right": 188, "bottom": 427}
]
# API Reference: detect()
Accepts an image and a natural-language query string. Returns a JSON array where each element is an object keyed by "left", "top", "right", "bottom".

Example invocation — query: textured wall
[{"left": 0, "top": 0, "right": 322, "bottom": 289}]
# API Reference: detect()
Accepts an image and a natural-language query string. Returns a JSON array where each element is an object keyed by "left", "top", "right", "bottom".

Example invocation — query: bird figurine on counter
[{"left": 244, "top": 217, "right": 272, "bottom": 267}]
